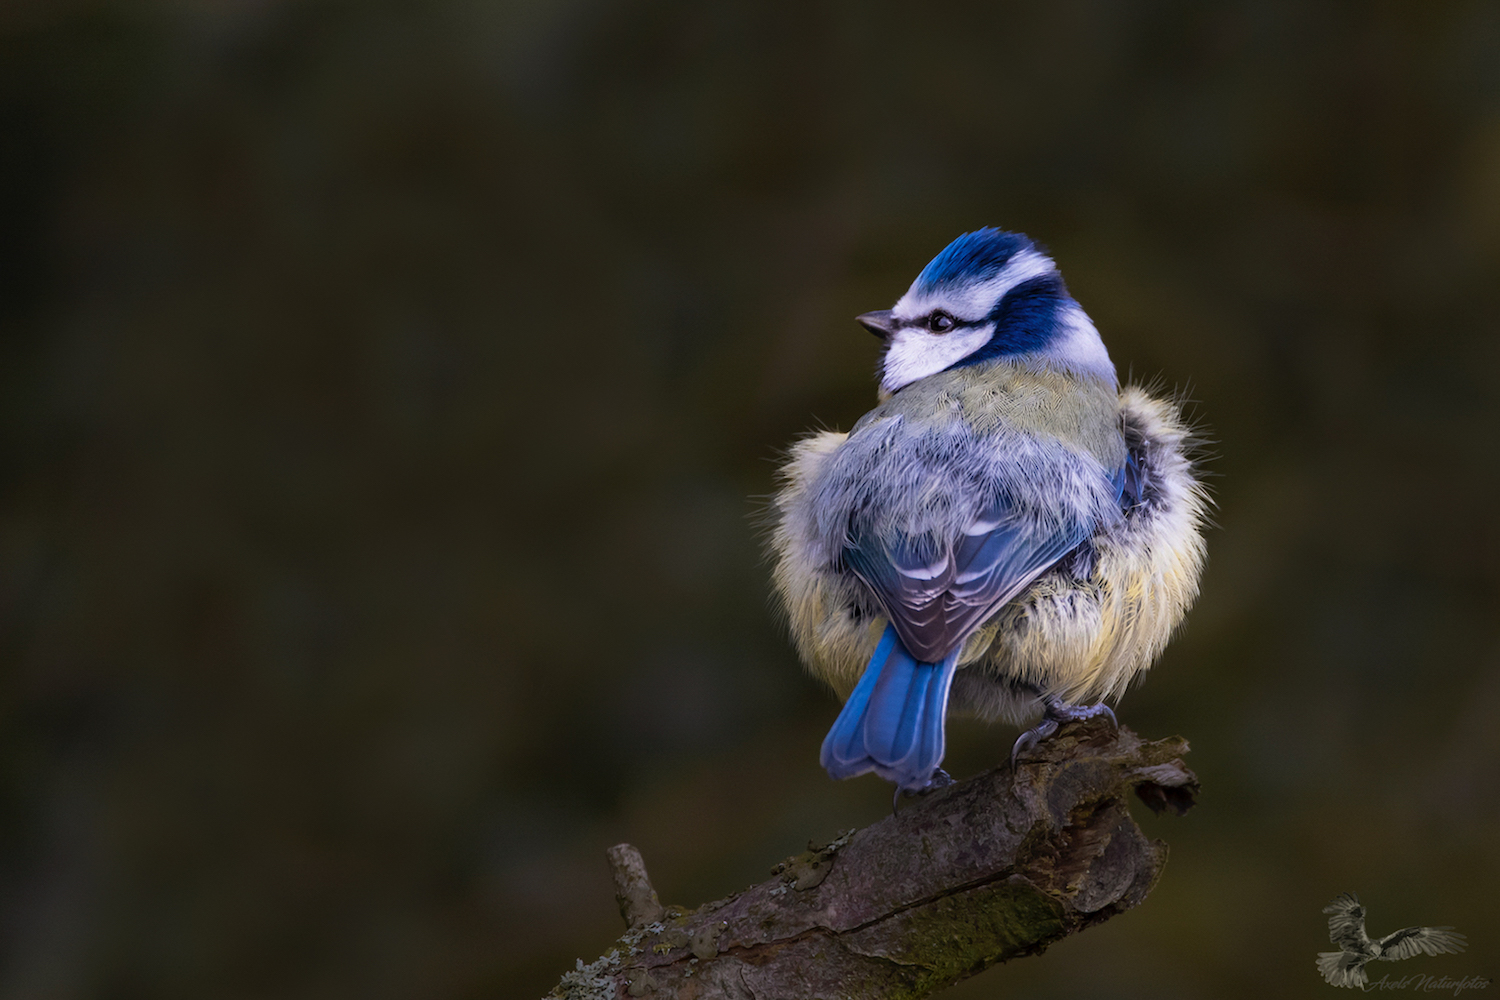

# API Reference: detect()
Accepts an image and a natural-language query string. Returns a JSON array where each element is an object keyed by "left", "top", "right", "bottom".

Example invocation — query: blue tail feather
[{"left": 820, "top": 624, "right": 958, "bottom": 791}]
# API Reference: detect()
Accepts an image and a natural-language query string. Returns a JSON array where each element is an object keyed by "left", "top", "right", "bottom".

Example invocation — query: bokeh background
[{"left": 2, "top": 1, "right": 1498, "bottom": 997}]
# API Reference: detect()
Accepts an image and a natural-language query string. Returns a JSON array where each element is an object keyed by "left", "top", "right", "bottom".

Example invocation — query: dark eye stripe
[{"left": 898, "top": 315, "right": 981, "bottom": 331}]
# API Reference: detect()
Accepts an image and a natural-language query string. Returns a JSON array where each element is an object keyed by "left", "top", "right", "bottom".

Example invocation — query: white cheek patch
[
  {"left": 892, "top": 248, "right": 1057, "bottom": 322},
  {"left": 880, "top": 324, "right": 994, "bottom": 394}
]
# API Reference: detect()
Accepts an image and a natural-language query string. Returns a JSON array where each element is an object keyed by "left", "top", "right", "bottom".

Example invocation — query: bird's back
[
  {"left": 772, "top": 361, "right": 1138, "bottom": 691},
  {"left": 812, "top": 361, "right": 1127, "bottom": 550}
]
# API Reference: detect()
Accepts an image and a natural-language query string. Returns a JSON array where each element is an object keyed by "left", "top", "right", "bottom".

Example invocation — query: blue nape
[{"left": 820, "top": 624, "right": 959, "bottom": 791}]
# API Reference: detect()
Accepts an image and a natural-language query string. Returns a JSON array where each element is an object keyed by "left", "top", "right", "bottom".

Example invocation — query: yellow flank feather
[{"left": 769, "top": 429, "right": 880, "bottom": 695}]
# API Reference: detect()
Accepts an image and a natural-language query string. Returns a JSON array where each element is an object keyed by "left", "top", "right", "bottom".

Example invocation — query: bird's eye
[{"left": 927, "top": 312, "right": 955, "bottom": 333}]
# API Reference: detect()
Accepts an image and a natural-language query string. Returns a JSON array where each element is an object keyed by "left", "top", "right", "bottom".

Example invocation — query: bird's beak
[{"left": 856, "top": 310, "right": 897, "bottom": 340}]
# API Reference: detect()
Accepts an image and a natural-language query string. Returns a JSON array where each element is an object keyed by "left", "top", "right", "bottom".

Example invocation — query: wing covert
[{"left": 844, "top": 493, "right": 1093, "bottom": 663}]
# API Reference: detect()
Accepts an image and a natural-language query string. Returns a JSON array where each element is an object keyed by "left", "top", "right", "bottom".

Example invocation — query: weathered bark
[
  {"left": 607, "top": 843, "right": 667, "bottom": 930},
  {"left": 548, "top": 719, "right": 1198, "bottom": 1000}
]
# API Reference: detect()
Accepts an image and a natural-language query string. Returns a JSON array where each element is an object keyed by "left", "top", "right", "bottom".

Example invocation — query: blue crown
[{"left": 915, "top": 228, "right": 1036, "bottom": 293}]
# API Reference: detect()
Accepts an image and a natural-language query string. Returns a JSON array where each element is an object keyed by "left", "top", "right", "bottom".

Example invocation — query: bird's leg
[
  {"left": 1010, "top": 694, "right": 1118, "bottom": 764},
  {"left": 891, "top": 768, "right": 955, "bottom": 813}
]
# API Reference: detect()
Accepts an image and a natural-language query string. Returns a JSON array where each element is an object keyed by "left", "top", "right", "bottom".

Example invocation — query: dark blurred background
[{"left": 2, "top": 1, "right": 1497, "bottom": 997}]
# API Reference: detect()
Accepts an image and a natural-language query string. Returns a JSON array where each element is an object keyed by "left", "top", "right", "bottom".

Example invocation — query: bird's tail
[
  {"left": 820, "top": 624, "right": 958, "bottom": 791},
  {"left": 1317, "top": 951, "right": 1368, "bottom": 988}
]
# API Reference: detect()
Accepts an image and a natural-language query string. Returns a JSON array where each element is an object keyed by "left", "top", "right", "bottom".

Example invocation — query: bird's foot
[
  {"left": 1009, "top": 718, "right": 1060, "bottom": 763},
  {"left": 891, "top": 768, "right": 955, "bottom": 813},
  {"left": 1010, "top": 696, "right": 1117, "bottom": 765}
]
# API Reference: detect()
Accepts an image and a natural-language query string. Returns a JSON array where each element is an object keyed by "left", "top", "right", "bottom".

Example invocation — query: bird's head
[{"left": 859, "top": 228, "right": 1116, "bottom": 396}]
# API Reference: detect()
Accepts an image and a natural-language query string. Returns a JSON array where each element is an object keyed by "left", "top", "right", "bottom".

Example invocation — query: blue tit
[{"left": 769, "top": 228, "right": 1209, "bottom": 793}]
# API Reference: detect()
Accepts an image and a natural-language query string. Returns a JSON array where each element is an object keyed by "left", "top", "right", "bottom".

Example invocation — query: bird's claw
[
  {"left": 1059, "top": 701, "right": 1116, "bottom": 728},
  {"left": 1010, "top": 697, "right": 1117, "bottom": 765},
  {"left": 1009, "top": 718, "right": 1059, "bottom": 764},
  {"left": 891, "top": 768, "right": 955, "bottom": 813}
]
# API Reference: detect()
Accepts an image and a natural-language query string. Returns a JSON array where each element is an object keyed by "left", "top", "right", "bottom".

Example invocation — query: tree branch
[
  {"left": 548, "top": 719, "right": 1198, "bottom": 1000},
  {"left": 607, "top": 843, "right": 667, "bottom": 930}
]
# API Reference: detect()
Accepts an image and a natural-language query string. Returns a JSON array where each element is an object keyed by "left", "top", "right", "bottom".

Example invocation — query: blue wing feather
[{"left": 845, "top": 496, "right": 1095, "bottom": 663}]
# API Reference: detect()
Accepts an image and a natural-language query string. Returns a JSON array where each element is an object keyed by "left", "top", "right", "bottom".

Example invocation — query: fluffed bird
[
  {"left": 768, "top": 228, "right": 1209, "bottom": 794},
  {"left": 1317, "top": 892, "right": 1468, "bottom": 988}
]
